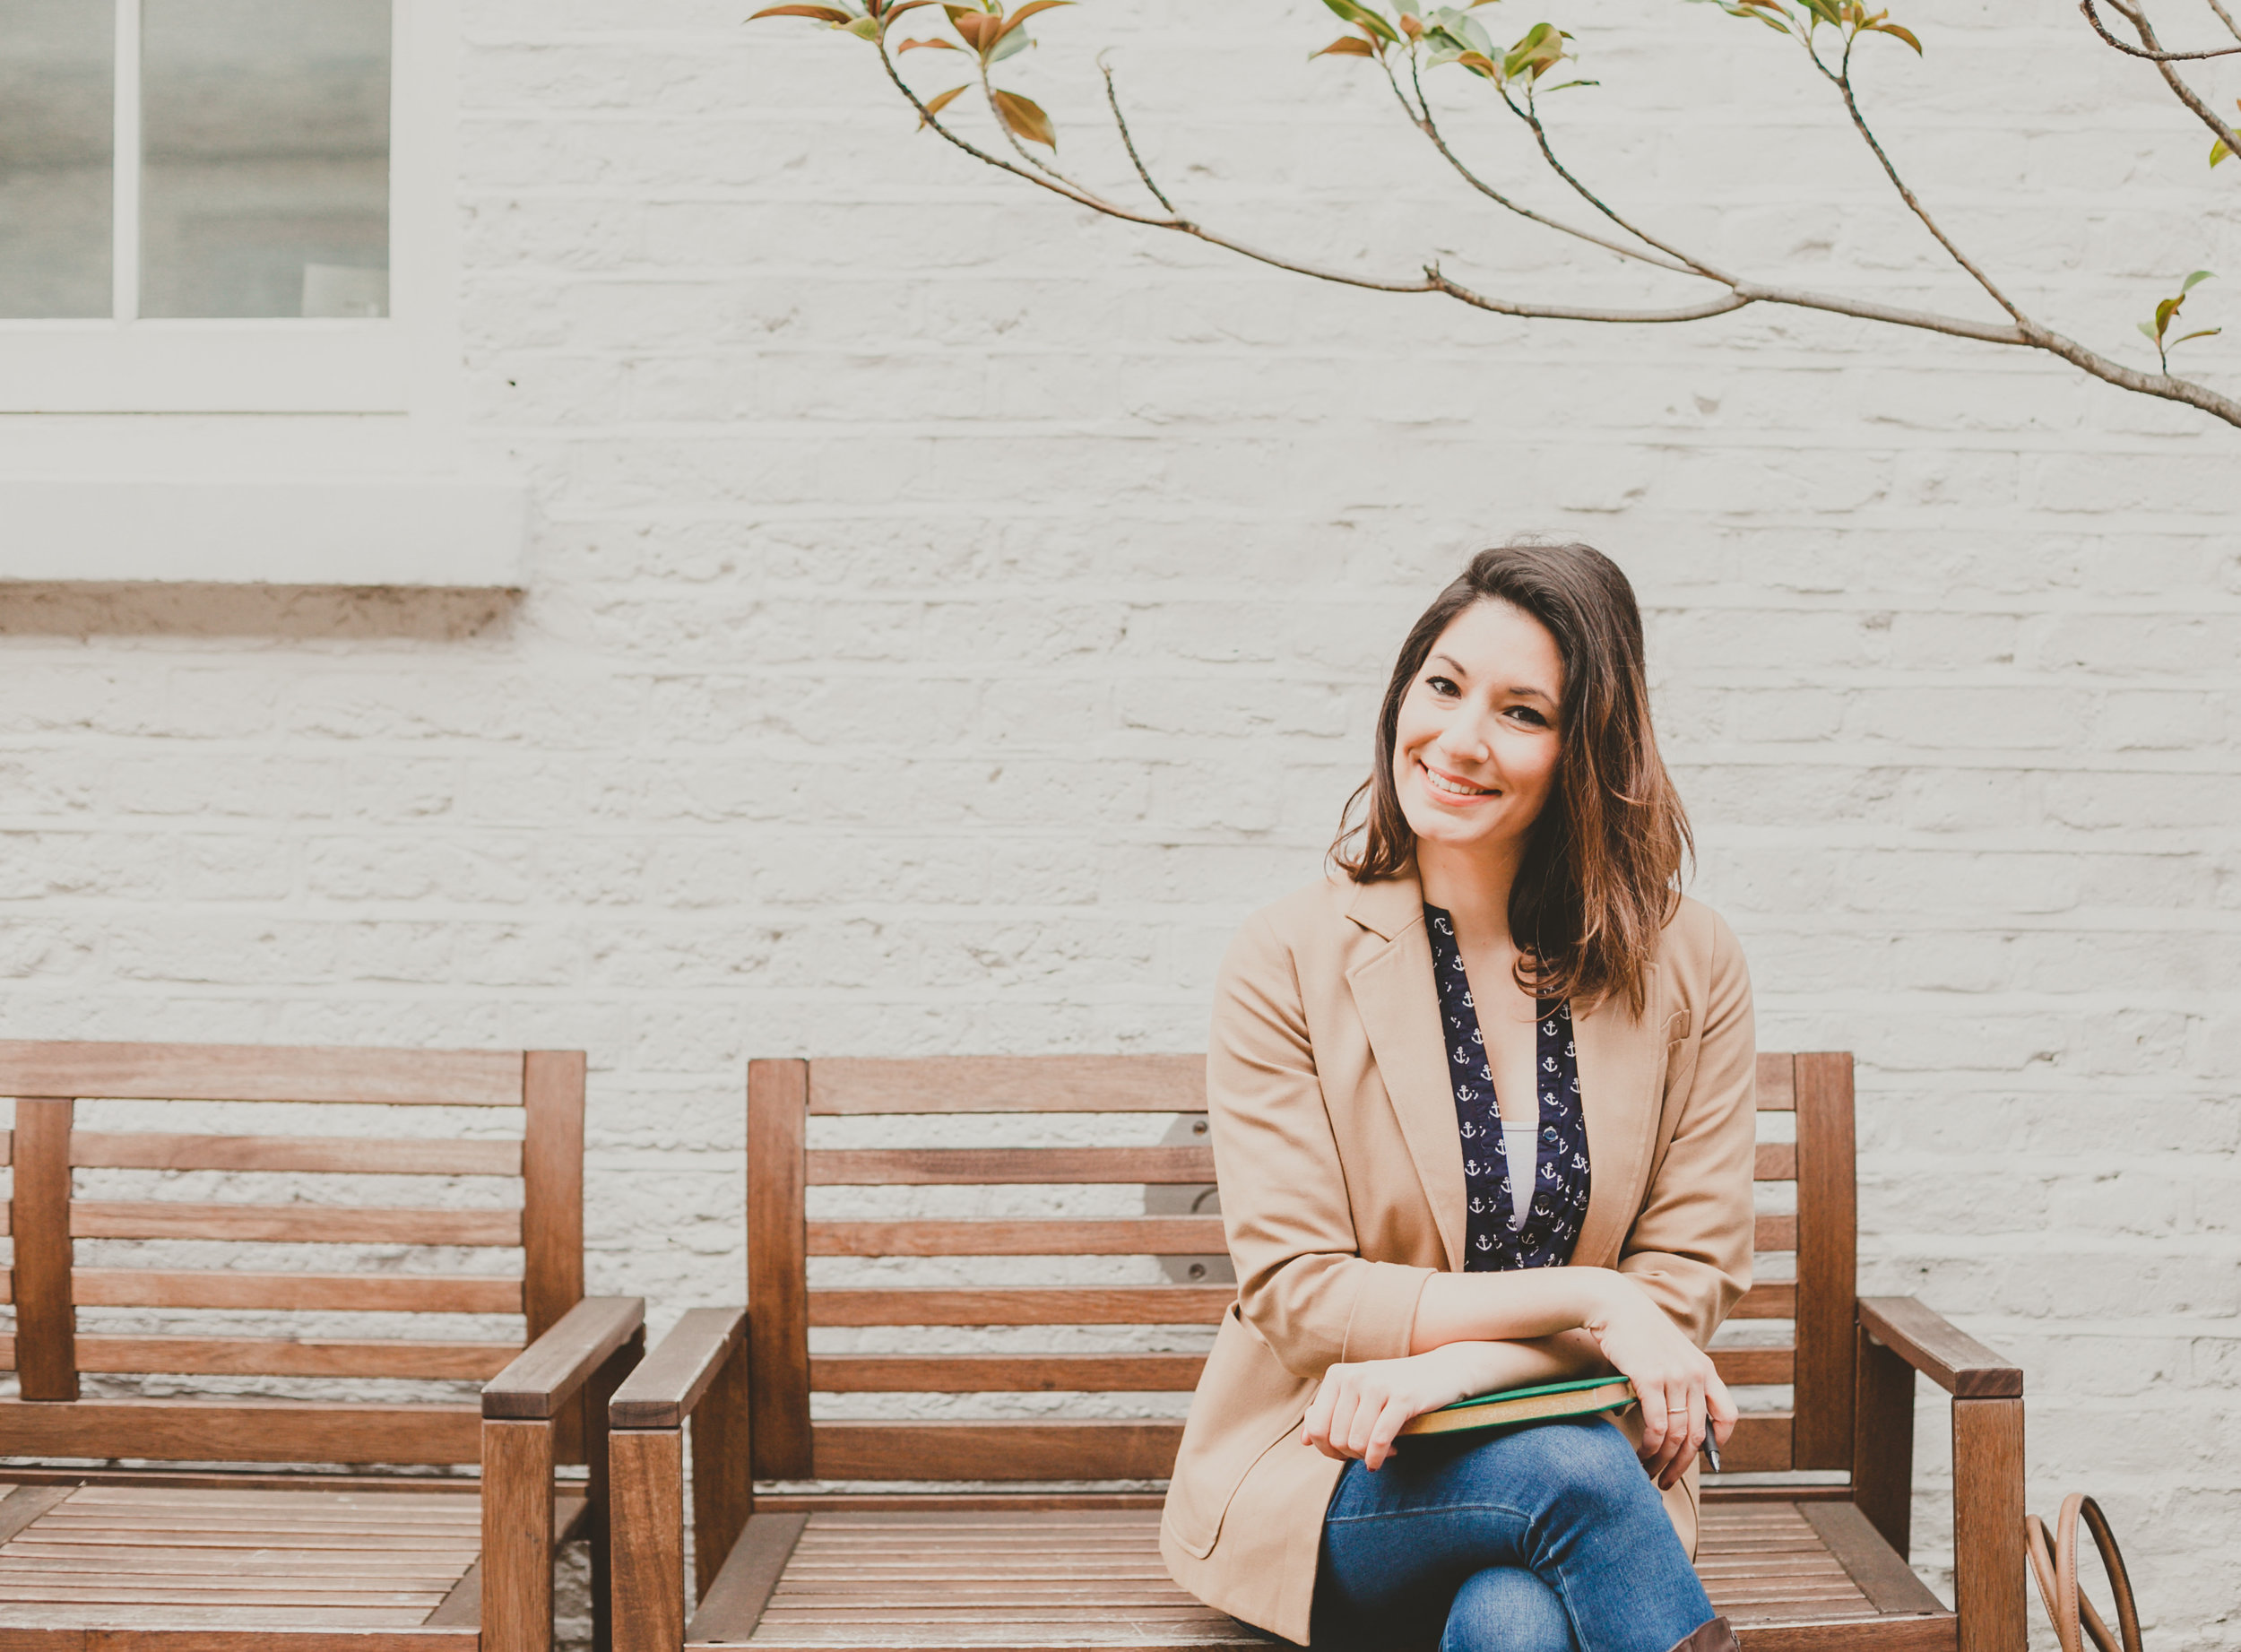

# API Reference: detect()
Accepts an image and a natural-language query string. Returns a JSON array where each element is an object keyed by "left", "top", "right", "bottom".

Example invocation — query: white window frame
[{"left": 0, "top": 0, "right": 453, "bottom": 415}]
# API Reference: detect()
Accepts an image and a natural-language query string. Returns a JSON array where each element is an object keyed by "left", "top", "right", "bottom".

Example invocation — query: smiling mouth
[{"left": 1421, "top": 762, "right": 1498, "bottom": 800}]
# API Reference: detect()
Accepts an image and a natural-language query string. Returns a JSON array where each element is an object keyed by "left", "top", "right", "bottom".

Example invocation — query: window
[{"left": 0, "top": 0, "right": 434, "bottom": 412}]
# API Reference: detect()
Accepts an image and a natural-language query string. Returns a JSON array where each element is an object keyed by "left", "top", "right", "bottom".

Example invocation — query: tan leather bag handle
[{"left": 2026, "top": 1494, "right": 2142, "bottom": 1652}]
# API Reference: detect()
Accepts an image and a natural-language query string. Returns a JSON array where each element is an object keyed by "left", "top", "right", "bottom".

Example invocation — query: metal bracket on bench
[{"left": 1145, "top": 1114, "right": 1234, "bottom": 1285}]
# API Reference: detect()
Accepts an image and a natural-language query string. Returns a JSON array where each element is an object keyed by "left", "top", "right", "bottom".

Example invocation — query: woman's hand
[
  {"left": 1581, "top": 1274, "right": 1737, "bottom": 1490},
  {"left": 1300, "top": 1346, "right": 1483, "bottom": 1472}
]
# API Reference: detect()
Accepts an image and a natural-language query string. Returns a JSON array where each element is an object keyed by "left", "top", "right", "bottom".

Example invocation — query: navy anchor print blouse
[{"left": 1423, "top": 904, "right": 1590, "bottom": 1272}]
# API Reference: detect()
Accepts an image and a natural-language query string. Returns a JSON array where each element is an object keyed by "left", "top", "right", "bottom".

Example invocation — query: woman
[{"left": 1160, "top": 545, "right": 1755, "bottom": 1652}]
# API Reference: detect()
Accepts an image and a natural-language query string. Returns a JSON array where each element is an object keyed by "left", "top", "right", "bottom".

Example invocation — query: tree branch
[
  {"left": 2096, "top": 0, "right": 2241, "bottom": 153},
  {"left": 863, "top": 29, "right": 2241, "bottom": 429},
  {"left": 1830, "top": 36, "right": 2029, "bottom": 324},
  {"left": 1389, "top": 50, "right": 1701, "bottom": 276},
  {"left": 2081, "top": 0, "right": 2241, "bottom": 58},
  {"left": 2204, "top": 0, "right": 2241, "bottom": 44}
]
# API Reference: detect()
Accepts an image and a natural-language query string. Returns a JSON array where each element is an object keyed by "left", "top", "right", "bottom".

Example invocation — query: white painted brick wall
[{"left": 3, "top": 0, "right": 2238, "bottom": 1641}]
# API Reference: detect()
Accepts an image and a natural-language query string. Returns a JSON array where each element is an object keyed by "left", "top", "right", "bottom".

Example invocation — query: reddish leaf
[
  {"left": 748, "top": 4, "right": 856, "bottom": 20},
  {"left": 918, "top": 82, "right": 970, "bottom": 125},
  {"left": 1867, "top": 20, "right": 1921, "bottom": 52},
  {"left": 951, "top": 9, "right": 999, "bottom": 51},
  {"left": 991, "top": 86, "right": 1056, "bottom": 147},
  {"left": 994, "top": 0, "right": 1070, "bottom": 41},
  {"left": 1456, "top": 49, "right": 1501, "bottom": 77},
  {"left": 1311, "top": 34, "right": 1378, "bottom": 56},
  {"left": 898, "top": 34, "right": 962, "bottom": 48}
]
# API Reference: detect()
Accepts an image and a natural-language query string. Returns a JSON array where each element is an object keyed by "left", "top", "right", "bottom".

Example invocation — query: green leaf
[
  {"left": 991, "top": 86, "right": 1057, "bottom": 146},
  {"left": 1502, "top": 20, "right": 1568, "bottom": 80},
  {"left": 988, "top": 25, "right": 1029, "bottom": 58},
  {"left": 1320, "top": 0, "right": 1399, "bottom": 42},
  {"left": 2138, "top": 321, "right": 2161, "bottom": 342},
  {"left": 1312, "top": 33, "right": 1380, "bottom": 56},
  {"left": 1456, "top": 48, "right": 1501, "bottom": 76},
  {"left": 1866, "top": 20, "right": 1921, "bottom": 52},
  {"left": 842, "top": 13, "right": 880, "bottom": 35},
  {"left": 748, "top": 4, "right": 857, "bottom": 21},
  {"left": 1536, "top": 76, "right": 1598, "bottom": 91},
  {"left": 2211, "top": 137, "right": 2233, "bottom": 168},
  {"left": 2182, "top": 269, "right": 2215, "bottom": 292},
  {"left": 2154, "top": 295, "right": 2182, "bottom": 333},
  {"left": 2173, "top": 327, "right": 2222, "bottom": 345}
]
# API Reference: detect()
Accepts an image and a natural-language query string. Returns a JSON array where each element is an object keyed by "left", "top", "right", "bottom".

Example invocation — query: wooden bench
[
  {"left": 0, "top": 1039, "right": 645, "bottom": 1652},
  {"left": 607, "top": 1053, "right": 2027, "bottom": 1652}
]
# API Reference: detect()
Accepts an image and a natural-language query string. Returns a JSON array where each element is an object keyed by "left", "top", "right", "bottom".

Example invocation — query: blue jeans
[{"left": 1312, "top": 1419, "right": 1716, "bottom": 1652}]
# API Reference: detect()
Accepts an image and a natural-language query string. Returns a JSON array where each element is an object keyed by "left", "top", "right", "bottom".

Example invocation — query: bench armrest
[
  {"left": 1858, "top": 1296, "right": 2021, "bottom": 1397},
  {"left": 611, "top": 1307, "right": 748, "bottom": 1429},
  {"left": 484, "top": 1295, "right": 648, "bottom": 1420},
  {"left": 610, "top": 1307, "right": 754, "bottom": 1652}
]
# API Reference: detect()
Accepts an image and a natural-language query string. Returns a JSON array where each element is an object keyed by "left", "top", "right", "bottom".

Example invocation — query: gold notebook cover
[{"left": 1396, "top": 1374, "right": 1640, "bottom": 1439}]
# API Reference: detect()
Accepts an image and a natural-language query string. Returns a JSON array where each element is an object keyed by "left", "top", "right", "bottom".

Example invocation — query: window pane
[
  {"left": 140, "top": 0, "right": 389, "bottom": 318},
  {"left": 0, "top": 0, "right": 115, "bottom": 318}
]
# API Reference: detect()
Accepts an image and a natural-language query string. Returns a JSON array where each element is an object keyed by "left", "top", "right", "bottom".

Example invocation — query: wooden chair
[
  {"left": 0, "top": 1040, "right": 645, "bottom": 1652},
  {"left": 607, "top": 1053, "right": 2027, "bottom": 1652}
]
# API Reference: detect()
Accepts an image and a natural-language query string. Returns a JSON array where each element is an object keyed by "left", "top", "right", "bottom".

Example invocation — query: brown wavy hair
[{"left": 1331, "top": 543, "right": 1692, "bottom": 1014}]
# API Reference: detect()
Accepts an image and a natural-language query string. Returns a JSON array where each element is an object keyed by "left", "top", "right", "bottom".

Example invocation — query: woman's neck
[{"left": 1415, "top": 835, "right": 1524, "bottom": 943}]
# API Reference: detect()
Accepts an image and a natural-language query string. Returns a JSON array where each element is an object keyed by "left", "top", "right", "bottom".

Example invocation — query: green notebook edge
[{"left": 1431, "top": 1373, "right": 1636, "bottom": 1415}]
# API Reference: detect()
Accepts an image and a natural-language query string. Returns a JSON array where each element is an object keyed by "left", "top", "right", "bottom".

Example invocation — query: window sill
[{"left": 0, "top": 478, "right": 525, "bottom": 587}]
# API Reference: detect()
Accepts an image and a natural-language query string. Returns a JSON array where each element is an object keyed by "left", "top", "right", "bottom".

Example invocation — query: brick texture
[{"left": 3, "top": 0, "right": 2238, "bottom": 1645}]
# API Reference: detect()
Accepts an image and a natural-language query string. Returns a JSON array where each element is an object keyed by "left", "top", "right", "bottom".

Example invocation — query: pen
[{"left": 1702, "top": 1433, "right": 1722, "bottom": 1475}]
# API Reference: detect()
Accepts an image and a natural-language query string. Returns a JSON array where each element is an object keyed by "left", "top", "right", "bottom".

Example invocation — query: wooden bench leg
[
  {"left": 486, "top": 1418, "right": 558, "bottom": 1652},
  {"left": 613, "top": 1426, "right": 688, "bottom": 1652},
  {"left": 1853, "top": 1318, "right": 1916, "bottom": 1559},
  {"left": 1953, "top": 1397, "right": 2028, "bottom": 1652}
]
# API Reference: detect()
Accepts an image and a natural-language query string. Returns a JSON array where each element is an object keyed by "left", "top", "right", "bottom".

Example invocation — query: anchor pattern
[{"left": 1424, "top": 904, "right": 1590, "bottom": 1274}]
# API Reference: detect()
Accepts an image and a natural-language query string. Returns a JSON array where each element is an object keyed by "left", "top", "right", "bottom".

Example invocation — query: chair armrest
[
  {"left": 484, "top": 1295, "right": 647, "bottom": 1420},
  {"left": 610, "top": 1307, "right": 747, "bottom": 1430},
  {"left": 1857, "top": 1296, "right": 2021, "bottom": 1397}
]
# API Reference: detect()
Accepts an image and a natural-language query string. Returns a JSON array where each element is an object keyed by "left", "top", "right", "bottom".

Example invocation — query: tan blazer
[{"left": 1159, "top": 867, "right": 1758, "bottom": 1643}]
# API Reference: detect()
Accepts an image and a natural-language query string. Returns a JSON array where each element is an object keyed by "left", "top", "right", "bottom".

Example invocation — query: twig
[
  {"left": 1830, "top": 33, "right": 2028, "bottom": 324},
  {"left": 2081, "top": 0, "right": 2241, "bottom": 60},
  {"left": 1499, "top": 81, "right": 1735, "bottom": 282},
  {"left": 1099, "top": 55, "right": 1176, "bottom": 214},
  {"left": 977, "top": 56, "right": 1085, "bottom": 190},
  {"left": 2205, "top": 0, "right": 2241, "bottom": 44},
  {"left": 1389, "top": 50, "right": 1700, "bottom": 276},
  {"left": 2096, "top": 0, "right": 2241, "bottom": 154}
]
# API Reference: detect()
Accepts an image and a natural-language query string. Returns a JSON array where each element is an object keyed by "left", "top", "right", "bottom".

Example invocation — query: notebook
[{"left": 1395, "top": 1373, "right": 1640, "bottom": 1439}]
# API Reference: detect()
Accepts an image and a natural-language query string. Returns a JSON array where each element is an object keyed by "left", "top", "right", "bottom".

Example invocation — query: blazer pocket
[
  {"left": 1663, "top": 1009, "right": 1692, "bottom": 1048},
  {"left": 1163, "top": 1411, "right": 1300, "bottom": 1561}
]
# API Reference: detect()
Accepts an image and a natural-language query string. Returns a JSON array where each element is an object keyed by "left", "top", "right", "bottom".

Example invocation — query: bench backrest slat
[
  {"left": 0, "top": 1038, "right": 585, "bottom": 1466},
  {"left": 748, "top": 1050, "right": 1855, "bottom": 1485}
]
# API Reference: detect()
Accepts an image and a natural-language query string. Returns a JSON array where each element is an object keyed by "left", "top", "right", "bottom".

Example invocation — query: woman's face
[{"left": 1391, "top": 599, "right": 1564, "bottom": 861}]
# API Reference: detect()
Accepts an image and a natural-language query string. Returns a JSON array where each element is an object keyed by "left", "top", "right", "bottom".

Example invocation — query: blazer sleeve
[
  {"left": 1206, "top": 910, "right": 1433, "bottom": 1382},
  {"left": 1616, "top": 906, "right": 1758, "bottom": 1346}
]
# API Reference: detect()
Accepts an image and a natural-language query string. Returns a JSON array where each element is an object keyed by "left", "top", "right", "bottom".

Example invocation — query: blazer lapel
[
  {"left": 1570, "top": 969, "right": 1665, "bottom": 1269},
  {"left": 1344, "top": 875, "right": 1467, "bottom": 1273}
]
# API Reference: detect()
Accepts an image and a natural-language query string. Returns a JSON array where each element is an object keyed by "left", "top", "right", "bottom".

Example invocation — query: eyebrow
[{"left": 1429, "top": 653, "right": 1556, "bottom": 704}]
